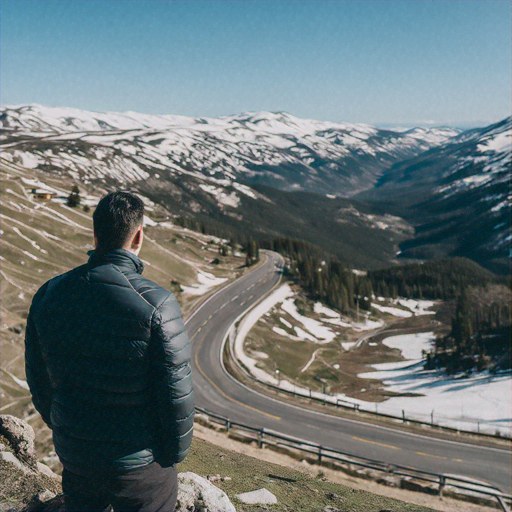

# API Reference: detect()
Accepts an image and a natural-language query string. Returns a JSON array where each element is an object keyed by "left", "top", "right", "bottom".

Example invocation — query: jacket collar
[{"left": 86, "top": 248, "right": 145, "bottom": 274}]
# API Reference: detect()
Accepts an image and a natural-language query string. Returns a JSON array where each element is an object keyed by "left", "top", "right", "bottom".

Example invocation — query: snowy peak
[
  {"left": 402, "top": 126, "right": 461, "bottom": 146},
  {"left": 0, "top": 104, "right": 197, "bottom": 133}
]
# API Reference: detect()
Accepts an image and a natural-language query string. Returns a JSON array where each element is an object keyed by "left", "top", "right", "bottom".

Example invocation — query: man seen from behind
[{"left": 25, "top": 190, "right": 194, "bottom": 511}]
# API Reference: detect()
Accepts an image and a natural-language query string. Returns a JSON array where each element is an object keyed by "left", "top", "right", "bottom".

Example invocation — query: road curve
[{"left": 186, "top": 251, "right": 512, "bottom": 493}]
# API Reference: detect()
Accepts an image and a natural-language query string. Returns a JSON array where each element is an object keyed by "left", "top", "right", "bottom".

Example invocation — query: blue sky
[{"left": 1, "top": 0, "right": 510, "bottom": 126}]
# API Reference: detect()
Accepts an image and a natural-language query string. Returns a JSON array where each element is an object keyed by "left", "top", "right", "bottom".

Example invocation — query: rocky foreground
[{"left": 0, "top": 415, "right": 236, "bottom": 512}]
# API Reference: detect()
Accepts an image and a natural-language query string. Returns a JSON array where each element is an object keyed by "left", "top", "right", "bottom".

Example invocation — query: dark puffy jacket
[{"left": 25, "top": 248, "right": 194, "bottom": 476}]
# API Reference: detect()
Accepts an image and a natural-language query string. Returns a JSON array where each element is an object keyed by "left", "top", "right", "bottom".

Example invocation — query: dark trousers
[{"left": 62, "top": 462, "right": 178, "bottom": 512}]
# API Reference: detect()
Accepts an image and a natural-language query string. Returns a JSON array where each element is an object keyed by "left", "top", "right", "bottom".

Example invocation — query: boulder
[
  {"left": 0, "top": 415, "right": 37, "bottom": 469},
  {"left": 176, "top": 472, "right": 236, "bottom": 512},
  {"left": 1, "top": 415, "right": 61, "bottom": 511}
]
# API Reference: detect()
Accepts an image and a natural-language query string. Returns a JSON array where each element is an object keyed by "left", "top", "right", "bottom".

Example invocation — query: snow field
[{"left": 359, "top": 332, "right": 512, "bottom": 435}]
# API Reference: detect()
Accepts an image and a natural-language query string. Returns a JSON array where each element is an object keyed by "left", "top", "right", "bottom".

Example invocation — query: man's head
[{"left": 93, "top": 191, "right": 145, "bottom": 255}]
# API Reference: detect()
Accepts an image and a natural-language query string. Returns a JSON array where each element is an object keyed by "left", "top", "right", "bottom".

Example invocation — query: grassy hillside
[
  {"left": 0, "top": 157, "right": 247, "bottom": 459},
  {"left": 178, "top": 437, "right": 434, "bottom": 512}
]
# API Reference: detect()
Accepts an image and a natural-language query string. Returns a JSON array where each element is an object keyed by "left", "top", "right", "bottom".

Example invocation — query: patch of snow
[
  {"left": 372, "top": 303, "right": 413, "bottom": 318},
  {"left": 281, "top": 298, "right": 336, "bottom": 343},
  {"left": 272, "top": 326, "right": 291, "bottom": 337},
  {"left": 380, "top": 332, "right": 434, "bottom": 361},
  {"left": 294, "top": 326, "right": 321, "bottom": 343},
  {"left": 300, "top": 348, "right": 322, "bottom": 373},
  {"left": 250, "top": 350, "right": 269, "bottom": 359},
  {"left": 279, "top": 317, "right": 292, "bottom": 328},
  {"left": 360, "top": 363, "right": 511, "bottom": 435},
  {"left": 12, "top": 227, "right": 47, "bottom": 254},
  {"left": 313, "top": 302, "right": 339, "bottom": 317},
  {"left": 21, "top": 250, "right": 38, "bottom": 261},
  {"left": 395, "top": 298, "right": 436, "bottom": 316},
  {"left": 181, "top": 270, "right": 227, "bottom": 296},
  {"left": 233, "top": 284, "right": 294, "bottom": 385},
  {"left": 478, "top": 130, "right": 511, "bottom": 153},
  {"left": 143, "top": 215, "right": 157, "bottom": 226},
  {"left": 352, "top": 318, "right": 385, "bottom": 331}
]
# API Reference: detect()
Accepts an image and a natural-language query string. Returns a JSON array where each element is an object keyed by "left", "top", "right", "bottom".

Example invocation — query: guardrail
[
  {"left": 195, "top": 406, "right": 512, "bottom": 512},
  {"left": 249, "top": 372, "right": 511, "bottom": 439}
]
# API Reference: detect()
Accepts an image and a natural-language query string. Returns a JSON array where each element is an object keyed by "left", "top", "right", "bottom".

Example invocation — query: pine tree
[
  {"left": 452, "top": 288, "right": 473, "bottom": 350},
  {"left": 67, "top": 185, "right": 81, "bottom": 207}
]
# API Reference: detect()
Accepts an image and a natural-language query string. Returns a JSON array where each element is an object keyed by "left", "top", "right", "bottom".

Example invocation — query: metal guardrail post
[
  {"left": 438, "top": 475, "right": 445, "bottom": 496},
  {"left": 226, "top": 419, "right": 231, "bottom": 432},
  {"left": 402, "top": 410, "right": 406, "bottom": 422},
  {"left": 318, "top": 445, "right": 322, "bottom": 463},
  {"left": 258, "top": 428, "right": 264, "bottom": 448}
]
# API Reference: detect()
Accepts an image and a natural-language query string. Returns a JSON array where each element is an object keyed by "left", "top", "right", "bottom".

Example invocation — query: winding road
[{"left": 186, "top": 251, "right": 512, "bottom": 494}]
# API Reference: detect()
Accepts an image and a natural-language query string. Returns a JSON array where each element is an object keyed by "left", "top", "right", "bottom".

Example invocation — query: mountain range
[{"left": 1, "top": 104, "right": 509, "bottom": 272}]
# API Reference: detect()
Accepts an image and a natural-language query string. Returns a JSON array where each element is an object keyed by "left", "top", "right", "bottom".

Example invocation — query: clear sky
[{"left": 1, "top": 0, "right": 510, "bottom": 127}]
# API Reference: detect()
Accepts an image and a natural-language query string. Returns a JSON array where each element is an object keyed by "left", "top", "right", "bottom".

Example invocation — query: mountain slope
[
  {"left": 356, "top": 118, "right": 511, "bottom": 272},
  {"left": 1, "top": 104, "right": 458, "bottom": 196}
]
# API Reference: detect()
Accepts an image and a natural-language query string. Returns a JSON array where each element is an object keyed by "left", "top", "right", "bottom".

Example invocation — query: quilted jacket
[{"left": 25, "top": 248, "right": 194, "bottom": 476}]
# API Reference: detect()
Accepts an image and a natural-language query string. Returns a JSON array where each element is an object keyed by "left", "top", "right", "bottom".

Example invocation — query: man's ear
[
  {"left": 130, "top": 225, "right": 143, "bottom": 252},
  {"left": 94, "top": 233, "right": 99, "bottom": 248}
]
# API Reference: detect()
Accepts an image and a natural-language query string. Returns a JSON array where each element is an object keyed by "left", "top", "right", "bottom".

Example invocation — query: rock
[
  {"left": 1, "top": 450, "right": 27, "bottom": 472},
  {"left": 27, "top": 490, "right": 56, "bottom": 507},
  {"left": 1, "top": 416, "right": 235, "bottom": 512},
  {"left": 0, "top": 415, "right": 37, "bottom": 469},
  {"left": 1, "top": 416, "right": 61, "bottom": 512},
  {"left": 236, "top": 488, "right": 277, "bottom": 505},
  {"left": 36, "top": 462, "right": 60, "bottom": 481},
  {"left": 24, "top": 493, "right": 65, "bottom": 512},
  {"left": 176, "top": 472, "right": 236, "bottom": 512}
]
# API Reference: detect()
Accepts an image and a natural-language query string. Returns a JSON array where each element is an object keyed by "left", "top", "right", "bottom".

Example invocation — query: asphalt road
[{"left": 186, "top": 251, "right": 512, "bottom": 493}]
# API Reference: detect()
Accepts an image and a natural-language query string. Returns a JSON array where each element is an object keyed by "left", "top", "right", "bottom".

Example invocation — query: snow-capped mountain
[
  {"left": 357, "top": 117, "right": 511, "bottom": 271},
  {"left": 1, "top": 104, "right": 459, "bottom": 197},
  {"left": 2, "top": 103, "right": 507, "bottom": 271}
]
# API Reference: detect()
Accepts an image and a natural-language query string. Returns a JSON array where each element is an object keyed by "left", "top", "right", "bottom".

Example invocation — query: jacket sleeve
[
  {"left": 25, "top": 286, "right": 53, "bottom": 429},
  {"left": 149, "top": 293, "right": 194, "bottom": 465}
]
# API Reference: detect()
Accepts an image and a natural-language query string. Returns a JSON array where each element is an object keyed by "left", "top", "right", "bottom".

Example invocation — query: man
[{"left": 25, "top": 191, "right": 194, "bottom": 511}]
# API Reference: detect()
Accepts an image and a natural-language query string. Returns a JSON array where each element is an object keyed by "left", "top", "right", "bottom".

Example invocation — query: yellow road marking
[
  {"left": 194, "top": 352, "right": 281, "bottom": 421},
  {"left": 352, "top": 436, "right": 399, "bottom": 450},
  {"left": 415, "top": 451, "right": 447, "bottom": 460},
  {"left": 453, "top": 458, "right": 464, "bottom": 463}
]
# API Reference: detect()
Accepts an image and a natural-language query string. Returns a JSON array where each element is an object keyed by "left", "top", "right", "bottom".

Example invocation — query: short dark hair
[{"left": 93, "top": 191, "right": 145, "bottom": 251}]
